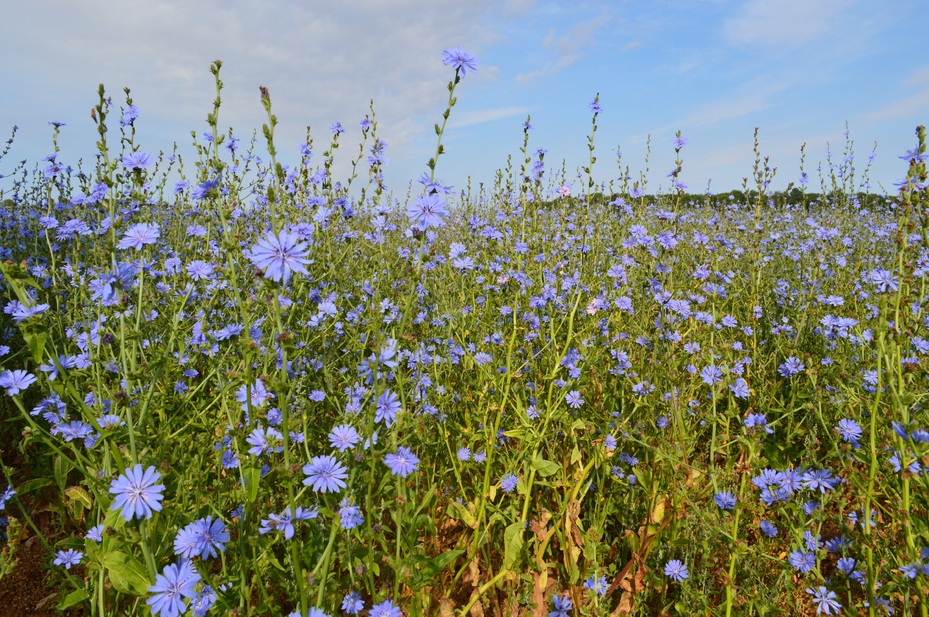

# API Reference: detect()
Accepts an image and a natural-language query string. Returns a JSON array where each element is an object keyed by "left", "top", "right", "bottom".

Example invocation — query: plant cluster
[{"left": 1, "top": 53, "right": 928, "bottom": 617}]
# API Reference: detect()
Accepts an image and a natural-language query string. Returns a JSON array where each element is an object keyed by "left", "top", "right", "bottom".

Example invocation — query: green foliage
[{"left": 0, "top": 61, "right": 928, "bottom": 617}]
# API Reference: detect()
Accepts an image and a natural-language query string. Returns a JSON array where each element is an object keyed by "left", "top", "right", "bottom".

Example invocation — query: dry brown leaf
[
  {"left": 35, "top": 592, "right": 58, "bottom": 610},
  {"left": 566, "top": 499, "right": 585, "bottom": 549},
  {"left": 606, "top": 555, "right": 636, "bottom": 598},
  {"left": 464, "top": 557, "right": 481, "bottom": 588},
  {"left": 530, "top": 510, "right": 552, "bottom": 542},
  {"left": 633, "top": 560, "right": 649, "bottom": 593},
  {"left": 467, "top": 591, "right": 485, "bottom": 617},
  {"left": 438, "top": 518, "right": 461, "bottom": 534},
  {"left": 438, "top": 599, "right": 456, "bottom": 617},
  {"left": 530, "top": 566, "right": 557, "bottom": 617},
  {"left": 505, "top": 593, "right": 527, "bottom": 617},
  {"left": 610, "top": 591, "right": 635, "bottom": 616}
]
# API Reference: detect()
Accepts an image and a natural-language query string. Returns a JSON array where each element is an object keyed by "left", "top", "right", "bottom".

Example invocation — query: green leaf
[
  {"left": 110, "top": 448, "right": 127, "bottom": 475},
  {"left": 56, "top": 536, "right": 87, "bottom": 550},
  {"left": 16, "top": 477, "right": 53, "bottom": 495},
  {"left": 58, "top": 589, "right": 90, "bottom": 610},
  {"left": 408, "top": 549, "right": 464, "bottom": 590},
  {"left": 426, "top": 549, "right": 463, "bottom": 573},
  {"left": 447, "top": 500, "right": 477, "bottom": 529},
  {"left": 24, "top": 330, "right": 48, "bottom": 365},
  {"left": 503, "top": 521, "right": 524, "bottom": 570},
  {"left": 266, "top": 554, "right": 286, "bottom": 571},
  {"left": 0, "top": 260, "right": 42, "bottom": 303},
  {"left": 487, "top": 511, "right": 505, "bottom": 529},
  {"left": 531, "top": 456, "right": 560, "bottom": 477},
  {"left": 244, "top": 467, "right": 261, "bottom": 505},
  {"left": 570, "top": 446, "right": 581, "bottom": 465},
  {"left": 411, "top": 514, "right": 436, "bottom": 537},
  {"left": 103, "top": 501, "right": 127, "bottom": 532},
  {"left": 102, "top": 551, "right": 151, "bottom": 596},
  {"left": 568, "top": 549, "right": 580, "bottom": 584},
  {"left": 54, "top": 455, "right": 73, "bottom": 492},
  {"left": 65, "top": 486, "right": 93, "bottom": 510}
]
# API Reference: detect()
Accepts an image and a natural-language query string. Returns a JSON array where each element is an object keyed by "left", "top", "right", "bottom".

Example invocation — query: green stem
[
  {"left": 313, "top": 518, "right": 340, "bottom": 607},
  {"left": 428, "top": 70, "right": 461, "bottom": 183},
  {"left": 139, "top": 518, "right": 159, "bottom": 581},
  {"left": 457, "top": 568, "right": 509, "bottom": 617},
  {"left": 393, "top": 475, "right": 404, "bottom": 598}
]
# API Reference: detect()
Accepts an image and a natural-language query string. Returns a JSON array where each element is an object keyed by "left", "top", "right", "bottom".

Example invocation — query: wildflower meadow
[{"left": 1, "top": 53, "right": 929, "bottom": 616}]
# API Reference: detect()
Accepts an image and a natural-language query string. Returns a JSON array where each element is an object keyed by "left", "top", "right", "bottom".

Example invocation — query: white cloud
[
  {"left": 515, "top": 13, "right": 609, "bottom": 85},
  {"left": 863, "top": 89, "right": 929, "bottom": 121},
  {"left": 905, "top": 65, "right": 929, "bottom": 88},
  {"left": 0, "top": 0, "right": 500, "bottom": 180},
  {"left": 545, "top": 13, "right": 610, "bottom": 56},
  {"left": 682, "top": 86, "right": 782, "bottom": 127},
  {"left": 504, "top": 0, "right": 537, "bottom": 16},
  {"left": 639, "top": 80, "right": 788, "bottom": 138},
  {"left": 722, "top": 0, "right": 853, "bottom": 48},
  {"left": 447, "top": 106, "right": 531, "bottom": 128},
  {"left": 861, "top": 65, "right": 929, "bottom": 121},
  {"left": 516, "top": 53, "right": 581, "bottom": 85}
]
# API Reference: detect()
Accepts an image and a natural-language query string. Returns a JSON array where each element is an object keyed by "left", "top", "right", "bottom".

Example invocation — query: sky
[{"left": 1, "top": 0, "right": 927, "bottom": 200}]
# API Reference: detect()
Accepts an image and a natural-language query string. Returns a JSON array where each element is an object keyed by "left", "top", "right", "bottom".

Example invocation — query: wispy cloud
[
  {"left": 637, "top": 80, "right": 789, "bottom": 140},
  {"left": 516, "top": 54, "right": 582, "bottom": 86},
  {"left": 447, "top": 106, "right": 531, "bottom": 129},
  {"left": 861, "top": 64, "right": 929, "bottom": 121},
  {"left": 515, "top": 12, "right": 609, "bottom": 85},
  {"left": 0, "top": 0, "right": 500, "bottom": 167},
  {"left": 905, "top": 65, "right": 929, "bottom": 88},
  {"left": 722, "top": 0, "right": 853, "bottom": 48},
  {"left": 544, "top": 13, "right": 609, "bottom": 56},
  {"left": 504, "top": 0, "right": 537, "bottom": 16},
  {"left": 683, "top": 84, "right": 785, "bottom": 126},
  {"left": 1, "top": 0, "right": 924, "bottom": 194},
  {"left": 863, "top": 90, "right": 929, "bottom": 121}
]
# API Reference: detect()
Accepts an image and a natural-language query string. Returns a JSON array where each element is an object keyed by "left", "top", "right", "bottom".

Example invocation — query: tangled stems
[
  {"left": 468, "top": 309, "right": 522, "bottom": 573},
  {"left": 724, "top": 441, "right": 754, "bottom": 617},
  {"left": 9, "top": 50, "right": 929, "bottom": 615},
  {"left": 887, "top": 181, "right": 929, "bottom": 617},
  {"left": 506, "top": 288, "right": 587, "bottom": 565},
  {"left": 271, "top": 291, "right": 309, "bottom": 612}
]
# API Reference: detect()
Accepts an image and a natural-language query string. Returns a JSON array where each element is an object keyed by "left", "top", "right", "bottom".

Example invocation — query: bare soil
[{"left": 0, "top": 527, "right": 63, "bottom": 617}]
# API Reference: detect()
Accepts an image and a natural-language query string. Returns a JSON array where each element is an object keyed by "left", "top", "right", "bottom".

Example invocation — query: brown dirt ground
[
  {"left": 0, "top": 504, "right": 81, "bottom": 617},
  {"left": 1, "top": 418, "right": 83, "bottom": 617},
  {"left": 0, "top": 530, "right": 65, "bottom": 617}
]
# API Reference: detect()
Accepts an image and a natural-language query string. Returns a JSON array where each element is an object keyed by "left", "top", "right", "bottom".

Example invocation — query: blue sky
[{"left": 1, "top": 0, "right": 927, "bottom": 198}]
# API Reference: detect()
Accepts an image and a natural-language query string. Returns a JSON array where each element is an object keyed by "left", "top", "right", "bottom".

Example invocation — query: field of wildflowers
[{"left": 1, "top": 52, "right": 928, "bottom": 617}]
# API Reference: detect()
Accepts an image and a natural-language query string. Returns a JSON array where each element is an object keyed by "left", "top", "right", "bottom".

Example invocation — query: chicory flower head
[{"left": 109, "top": 464, "right": 165, "bottom": 521}]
